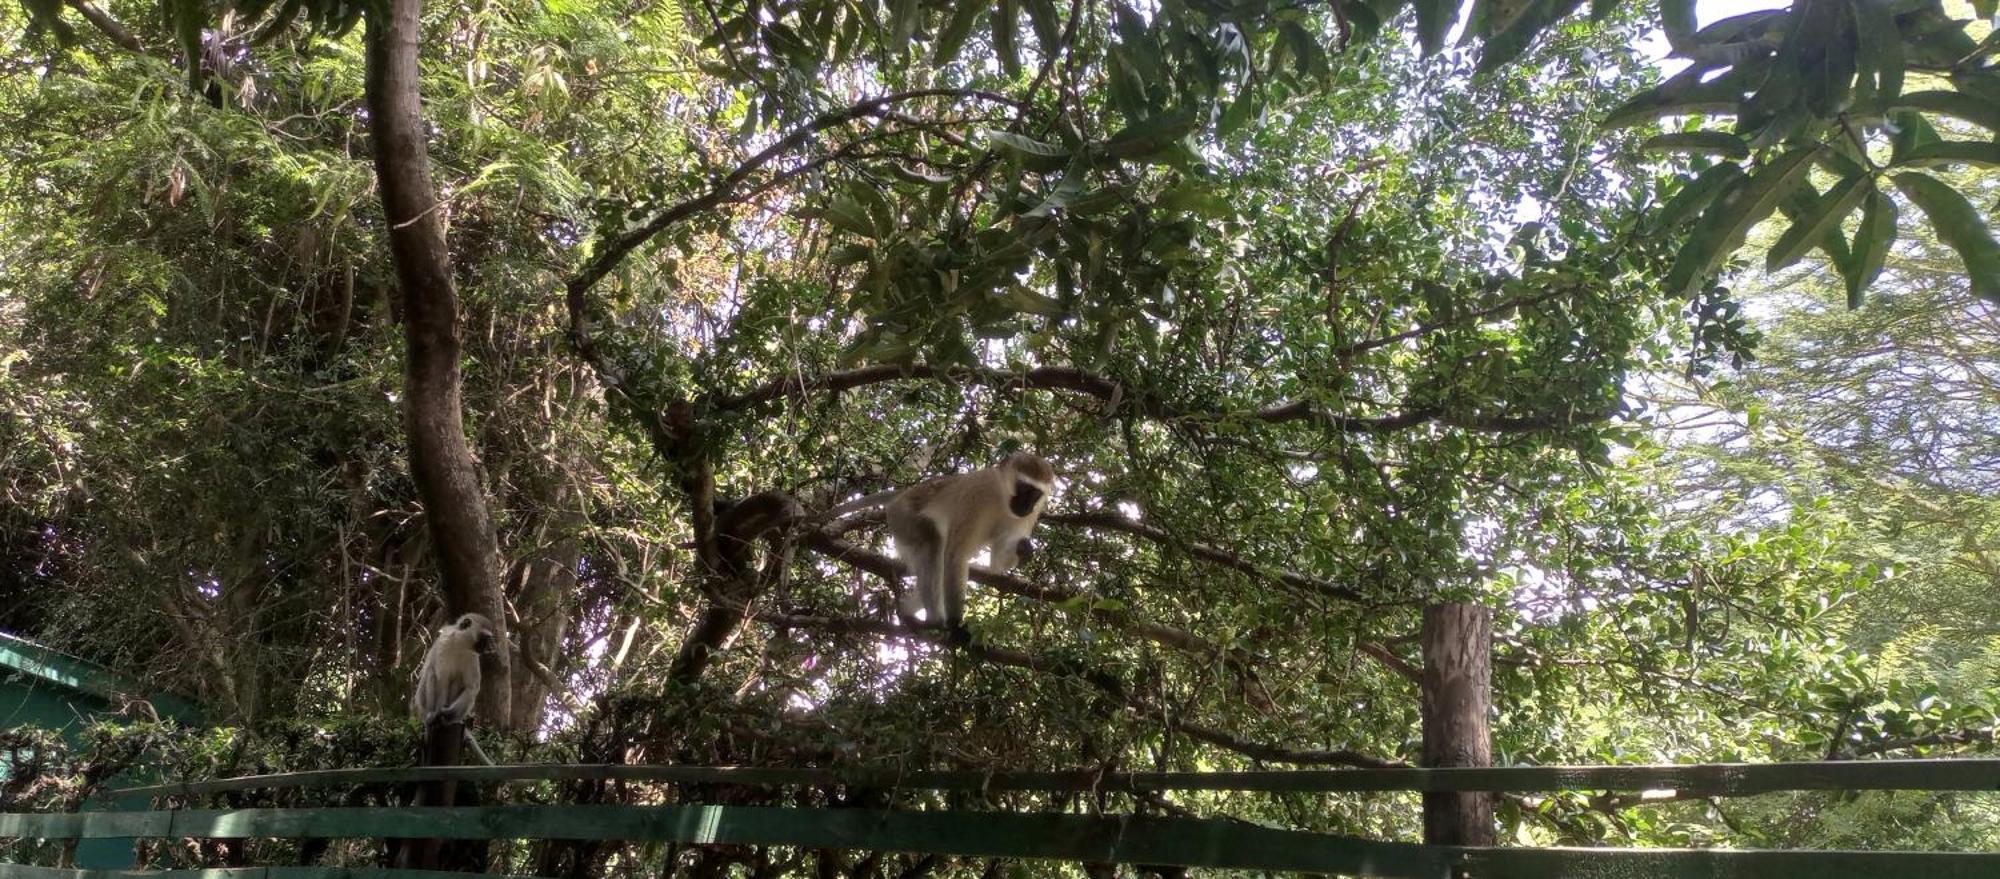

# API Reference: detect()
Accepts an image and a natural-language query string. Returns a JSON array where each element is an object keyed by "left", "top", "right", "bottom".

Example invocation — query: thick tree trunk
[
  {"left": 1420, "top": 601, "right": 1494, "bottom": 846},
  {"left": 363, "top": 0, "right": 511, "bottom": 723}
]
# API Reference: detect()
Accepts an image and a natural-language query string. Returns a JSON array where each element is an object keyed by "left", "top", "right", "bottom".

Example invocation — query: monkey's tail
[{"left": 818, "top": 488, "right": 901, "bottom": 523}]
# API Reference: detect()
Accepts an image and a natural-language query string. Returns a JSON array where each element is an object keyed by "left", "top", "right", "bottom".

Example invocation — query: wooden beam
[
  {"left": 108, "top": 758, "right": 2000, "bottom": 799},
  {"left": 1421, "top": 602, "right": 1494, "bottom": 846}
]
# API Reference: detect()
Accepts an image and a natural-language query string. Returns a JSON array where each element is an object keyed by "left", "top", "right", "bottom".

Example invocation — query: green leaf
[
  {"left": 981, "top": 130, "right": 1069, "bottom": 168},
  {"left": 1848, "top": 0, "right": 1903, "bottom": 107},
  {"left": 1415, "top": 0, "right": 1459, "bottom": 56},
  {"left": 1024, "top": 174, "right": 1085, "bottom": 218},
  {"left": 1844, "top": 189, "right": 1896, "bottom": 308},
  {"left": 1604, "top": 65, "right": 1753, "bottom": 128},
  {"left": 1641, "top": 131, "right": 1750, "bottom": 159},
  {"left": 1888, "top": 110, "right": 1941, "bottom": 165},
  {"left": 1104, "top": 112, "right": 1199, "bottom": 161},
  {"left": 1893, "top": 172, "right": 2000, "bottom": 305},
  {"left": 1654, "top": 162, "right": 1746, "bottom": 232},
  {"left": 820, "top": 196, "right": 878, "bottom": 239},
  {"left": 1477, "top": 0, "right": 1586, "bottom": 73},
  {"left": 1024, "top": 0, "right": 1062, "bottom": 58},
  {"left": 1767, "top": 174, "right": 1870, "bottom": 272},
  {"left": 172, "top": 0, "right": 205, "bottom": 92},
  {"left": 1891, "top": 90, "right": 2000, "bottom": 133},
  {"left": 995, "top": 0, "right": 1020, "bottom": 77},
  {"left": 1218, "top": 88, "right": 1262, "bottom": 136},
  {"left": 1666, "top": 148, "right": 1819, "bottom": 296},
  {"left": 932, "top": 1, "right": 983, "bottom": 65},
  {"left": 1002, "top": 286, "right": 1066, "bottom": 316},
  {"left": 1895, "top": 141, "right": 2000, "bottom": 169},
  {"left": 1155, "top": 180, "right": 1232, "bottom": 218},
  {"left": 1066, "top": 187, "right": 1127, "bottom": 216}
]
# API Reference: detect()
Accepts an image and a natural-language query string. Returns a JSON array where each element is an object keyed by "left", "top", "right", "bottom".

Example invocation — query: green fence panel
[
  {"left": 1457, "top": 846, "right": 2000, "bottom": 879},
  {"left": 0, "top": 806, "right": 1448, "bottom": 876},
  {"left": 109, "top": 758, "right": 2000, "bottom": 799},
  {"left": 8, "top": 805, "right": 2000, "bottom": 877},
  {"left": 0, "top": 868, "right": 525, "bottom": 879}
]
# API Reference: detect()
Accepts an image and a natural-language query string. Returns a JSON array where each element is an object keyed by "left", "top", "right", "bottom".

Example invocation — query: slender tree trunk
[
  {"left": 363, "top": 0, "right": 511, "bottom": 723},
  {"left": 1420, "top": 601, "right": 1494, "bottom": 846}
]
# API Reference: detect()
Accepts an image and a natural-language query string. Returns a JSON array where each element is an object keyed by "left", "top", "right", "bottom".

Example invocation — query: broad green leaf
[
  {"left": 1888, "top": 110, "right": 1940, "bottom": 165},
  {"left": 1892, "top": 90, "right": 2000, "bottom": 133},
  {"left": 1605, "top": 65, "right": 1754, "bottom": 127},
  {"left": 1024, "top": 0, "right": 1062, "bottom": 58},
  {"left": 1976, "top": 0, "right": 1998, "bottom": 21},
  {"left": 1155, "top": 180, "right": 1232, "bottom": 218},
  {"left": 1067, "top": 187, "right": 1127, "bottom": 216},
  {"left": 995, "top": 0, "right": 1020, "bottom": 77},
  {"left": 1641, "top": 131, "right": 1750, "bottom": 159},
  {"left": 982, "top": 130, "right": 1068, "bottom": 164},
  {"left": 1477, "top": 0, "right": 1587, "bottom": 73},
  {"left": 1767, "top": 175, "right": 1870, "bottom": 272},
  {"left": 1104, "top": 113, "right": 1198, "bottom": 160},
  {"left": 1849, "top": 0, "right": 1903, "bottom": 106},
  {"left": 1415, "top": 0, "right": 1459, "bottom": 56},
  {"left": 1666, "top": 148, "right": 1819, "bottom": 296},
  {"left": 1002, "top": 286, "right": 1066, "bottom": 316},
  {"left": 1654, "top": 162, "right": 1746, "bottom": 232},
  {"left": 1218, "top": 88, "right": 1262, "bottom": 136},
  {"left": 1893, "top": 172, "right": 2000, "bottom": 304},
  {"left": 1844, "top": 190, "right": 1896, "bottom": 308},
  {"left": 1895, "top": 141, "right": 2000, "bottom": 169},
  {"left": 1024, "top": 175, "right": 1085, "bottom": 218},
  {"left": 932, "top": 1, "right": 984, "bottom": 65},
  {"left": 820, "top": 196, "right": 878, "bottom": 239},
  {"left": 173, "top": 0, "right": 205, "bottom": 91}
]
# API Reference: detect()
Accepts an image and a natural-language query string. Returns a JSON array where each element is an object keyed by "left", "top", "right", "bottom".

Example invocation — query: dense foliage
[{"left": 1, "top": 0, "right": 1996, "bottom": 872}]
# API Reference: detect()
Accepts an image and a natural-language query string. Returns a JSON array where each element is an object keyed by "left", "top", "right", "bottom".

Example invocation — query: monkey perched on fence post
[{"left": 396, "top": 612, "right": 500, "bottom": 869}]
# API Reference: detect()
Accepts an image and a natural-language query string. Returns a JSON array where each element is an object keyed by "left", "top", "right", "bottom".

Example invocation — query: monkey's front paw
[
  {"left": 1015, "top": 538, "right": 1036, "bottom": 560},
  {"left": 945, "top": 624, "right": 973, "bottom": 647}
]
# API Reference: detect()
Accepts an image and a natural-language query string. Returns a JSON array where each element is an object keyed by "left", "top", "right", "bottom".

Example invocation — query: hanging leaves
[
  {"left": 1893, "top": 173, "right": 2000, "bottom": 305},
  {"left": 1666, "top": 149, "right": 1819, "bottom": 297}
]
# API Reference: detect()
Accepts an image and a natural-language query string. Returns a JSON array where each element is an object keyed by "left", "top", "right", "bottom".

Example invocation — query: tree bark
[
  {"left": 363, "top": 0, "right": 511, "bottom": 723},
  {"left": 1420, "top": 601, "right": 1494, "bottom": 846}
]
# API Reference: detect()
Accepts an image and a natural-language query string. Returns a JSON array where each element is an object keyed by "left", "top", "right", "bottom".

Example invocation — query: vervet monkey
[
  {"left": 412, "top": 612, "right": 499, "bottom": 764},
  {"left": 885, "top": 452, "right": 1055, "bottom": 643}
]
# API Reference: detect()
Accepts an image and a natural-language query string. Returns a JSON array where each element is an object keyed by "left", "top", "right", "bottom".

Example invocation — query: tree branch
[
  {"left": 564, "top": 90, "right": 1021, "bottom": 345},
  {"left": 799, "top": 531, "right": 1232, "bottom": 662},
  {"left": 64, "top": 0, "right": 144, "bottom": 52},
  {"left": 754, "top": 608, "right": 1397, "bottom": 770},
  {"left": 712, "top": 363, "right": 1614, "bottom": 435},
  {"left": 1043, "top": 509, "right": 1368, "bottom": 603}
]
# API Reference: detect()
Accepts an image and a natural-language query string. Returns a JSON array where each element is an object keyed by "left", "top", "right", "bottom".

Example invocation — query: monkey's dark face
[
  {"left": 1008, "top": 481, "right": 1045, "bottom": 517},
  {"left": 453, "top": 613, "right": 500, "bottom": 656}
]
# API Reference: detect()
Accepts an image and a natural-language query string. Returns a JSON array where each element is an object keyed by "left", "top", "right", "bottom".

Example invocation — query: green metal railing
[{"left": 0, "top": 759, "right": 1996, "bottom": 878}]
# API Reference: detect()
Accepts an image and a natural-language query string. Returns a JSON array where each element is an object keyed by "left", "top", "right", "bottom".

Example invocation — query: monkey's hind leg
[{"left": 940, "top": 556, "right": 972, "bottom": 647}]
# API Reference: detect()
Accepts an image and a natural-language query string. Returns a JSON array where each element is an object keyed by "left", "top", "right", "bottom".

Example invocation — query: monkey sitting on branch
[{"left": 834, "top": 452, "right": 1056, "bottom": 645}]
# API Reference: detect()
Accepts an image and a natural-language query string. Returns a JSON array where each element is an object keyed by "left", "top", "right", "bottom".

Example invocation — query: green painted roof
[{"left": 0, "top": 630, "right": 202, "bottom": 724}]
